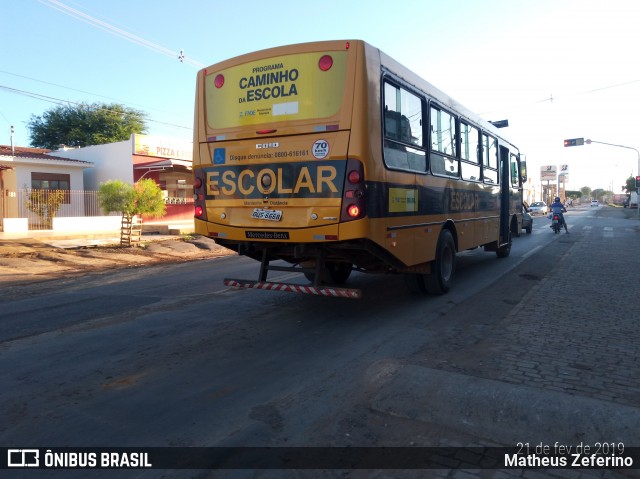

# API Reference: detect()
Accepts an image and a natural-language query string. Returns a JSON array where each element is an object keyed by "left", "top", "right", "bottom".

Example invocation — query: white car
[
  {"left": 591, "top": 200, "right": 599, "bottom": 207},
  {"left": 528, "top": 201, "right": 547, "bottom": 215}
]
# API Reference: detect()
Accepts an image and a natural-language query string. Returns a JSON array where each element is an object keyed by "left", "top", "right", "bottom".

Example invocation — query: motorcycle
[{"left": 551, "top": 213, "right": 562, "bottom": 234}]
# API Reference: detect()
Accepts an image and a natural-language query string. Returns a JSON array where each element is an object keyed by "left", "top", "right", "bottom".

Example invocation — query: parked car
[
  {"left": 521, "top": 205, "right": 533, "bottom": 234},
  {"left": 591, "top": 200, "right": 599, "bottom": 207},
  {"left": 528, "top": 201, "right": 547, "bottom": 215}
]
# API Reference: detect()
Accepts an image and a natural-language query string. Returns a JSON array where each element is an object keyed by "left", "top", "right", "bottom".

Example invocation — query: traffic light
[
  {"left": 564, "top": 138, "right": 584, "bottom": 147},
  {"left": 636, "top": 175, "right": 640, "bottom": 188}
]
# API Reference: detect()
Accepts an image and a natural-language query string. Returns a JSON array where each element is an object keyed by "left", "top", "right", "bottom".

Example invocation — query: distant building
[
  {"left": 0, "top": 145, "right": 93, "bottom": 230},
  {"left": 48, "top": 134, "right": 193, "bottom": 221},
  {"left": 1, "top": 133, "right": 193, "bottom": 232}
]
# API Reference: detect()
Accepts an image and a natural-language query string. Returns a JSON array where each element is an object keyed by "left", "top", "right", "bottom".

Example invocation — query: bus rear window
[{"left": 205, "top": 51, "right": 348, "bottom": 130}]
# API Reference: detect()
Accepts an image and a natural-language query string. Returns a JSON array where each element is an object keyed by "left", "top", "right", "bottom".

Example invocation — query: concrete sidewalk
[
  {"left": 0, "top": 220, "right": 194, "bottom": 248},
  {"left": 372, "top": 206, "right": 640, "bottom": 449}
]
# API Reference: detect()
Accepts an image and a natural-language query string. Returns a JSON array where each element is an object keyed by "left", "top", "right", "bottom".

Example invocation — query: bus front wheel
[{"left": 418, "top": 229, "right": 456, "bottom": 295}]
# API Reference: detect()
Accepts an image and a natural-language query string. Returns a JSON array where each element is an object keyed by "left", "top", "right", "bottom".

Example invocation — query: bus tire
[
  {"left": 496, "top": 232, "right": 512, "bottom": 258},
  {"left": 327, "top": 261, "right": 352, "bottom": 284},
  {"left": 304, "top": 262, "right": 352, "bottom": 285},
  {"left": 511, "top": 217, "right": 521, "bottom": 237},
  {"left": 421, "top": 229, "right": 456, "bottom": 295}
]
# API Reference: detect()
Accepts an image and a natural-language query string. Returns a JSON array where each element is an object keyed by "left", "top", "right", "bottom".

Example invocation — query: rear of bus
[{"left": 192, "top": 40, "right": 368, "bottom": 296}]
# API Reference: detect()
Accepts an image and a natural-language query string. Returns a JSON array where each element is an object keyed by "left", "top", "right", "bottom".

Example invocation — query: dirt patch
[{"left": 0, "top": 235, "right": 234, "bottom": 286}]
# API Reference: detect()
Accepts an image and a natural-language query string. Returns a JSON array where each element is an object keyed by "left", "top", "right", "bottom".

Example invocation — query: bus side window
[
  {"left": 482, "top": 133, "right": 499, "bottom": 184},
  {"left": 385, "top": 109, "right": 401, "bottom": 141},
  {"left": 385, "top": 109, "right": 412, "bottom": 143},
  {"left": 460, "top": 122, "right": 481, "bottom": 181},
  {"left": 383, "top": 81, "right": 426, "bottom": 172},
  {"left": 430, "top": 106, "right": 459, "bottom": 178},
  {"left": 510, "top": 153, "right": 519, "bottom": 187}
]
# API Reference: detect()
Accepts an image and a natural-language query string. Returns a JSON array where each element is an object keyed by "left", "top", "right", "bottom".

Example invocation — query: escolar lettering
[
  {"left": 450, "top": 190, "right": 478, "bottom": 212},
  {"left": 207, "top": 164, "right": 340, "bottom": 198}
]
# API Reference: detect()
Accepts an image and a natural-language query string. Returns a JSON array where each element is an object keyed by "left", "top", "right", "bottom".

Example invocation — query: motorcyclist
[{"left": 549, "top": 197, "right": 568, "bottom": 233}]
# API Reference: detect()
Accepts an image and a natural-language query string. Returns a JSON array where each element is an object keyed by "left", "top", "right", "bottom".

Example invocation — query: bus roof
[{"left": 199, "top": 39, "right": 519, "bottom": 153}]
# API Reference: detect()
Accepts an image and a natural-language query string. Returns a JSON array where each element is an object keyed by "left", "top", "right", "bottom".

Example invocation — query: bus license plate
[{"left": 251, "top": 209, "right": 282, "bottom": 221}]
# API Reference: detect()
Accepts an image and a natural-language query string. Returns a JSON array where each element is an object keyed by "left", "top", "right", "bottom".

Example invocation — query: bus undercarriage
[{"left": 216, "top": 224, "right": 511, "bottom": 300}]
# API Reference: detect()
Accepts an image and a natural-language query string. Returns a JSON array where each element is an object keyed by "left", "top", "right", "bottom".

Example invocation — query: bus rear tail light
[
  {"left": 348, "top": 170, "right": 361, "bottom": 184},
  {"left": 341, "top": 159, "right": 366, "bottom": 222},
  {"left": 347, "top": 204, "right": 360, "bottom": 218},
  {"left": 214, "top": 74, "right": 225, "bottom": 88},
  {"left": 193, "top": 169, "right": 208, "bottom": 221}
]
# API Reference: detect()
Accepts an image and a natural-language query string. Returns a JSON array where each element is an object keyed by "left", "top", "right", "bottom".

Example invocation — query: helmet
[{"left": 554, "top": 197, "right": 561, "bottom": 202}]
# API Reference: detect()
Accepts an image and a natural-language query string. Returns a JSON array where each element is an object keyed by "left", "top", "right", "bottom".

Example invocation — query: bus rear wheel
[
  {"left": 418, "top": 229, "right": 456, "bottom": 295},
  {"left": 496, "top": 231, "right": 512, "bottom": 258},
  {"left": 304, "top": 261, "right": 352, "bottom": 285},
  {"left": 327, "top": 261, "right": 352, "bottom": 284}
]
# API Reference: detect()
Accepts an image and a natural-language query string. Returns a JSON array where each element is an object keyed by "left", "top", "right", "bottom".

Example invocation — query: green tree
[
  {"left": 98, "top": 179, "right": 166, "bottom": 246},
  {"left": 580, "top": 186, "right": 592, "bottom": 199},
  {"left": 25, "top": 189, "right": 65, "bottom": 229},
  {"left": 565, "top": 190, "right": 581, "bottom": 200},
  {"left": 132, "top": 178, "right": 166, "bottom": 218},
  {"left": 28, "top": 103, "right": 147, "bottom": 149},
  {"left": 592, "top": 188, "right": 606, "bottom": 201},
  {"left": 623, "top": 176, "right": 636, "bottom": 194},
  {"left": 97, "top": 179, "right": 135, "bottom": 215}
]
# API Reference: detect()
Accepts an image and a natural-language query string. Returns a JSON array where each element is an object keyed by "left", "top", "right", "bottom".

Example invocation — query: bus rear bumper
[{"left": 223, "top": 278, "right": 362, "bottom": 299}]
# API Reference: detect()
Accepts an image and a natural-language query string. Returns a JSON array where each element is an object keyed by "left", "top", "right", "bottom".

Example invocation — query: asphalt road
[{"left": 1, "top": 206, "right": 637, "bottom": 479}]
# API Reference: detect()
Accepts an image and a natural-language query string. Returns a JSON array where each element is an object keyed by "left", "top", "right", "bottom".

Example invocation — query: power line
[
  {"left": 0, "top": 69, "right": 184, "bottom": 117},
  {"left": 0, "top": 85, "right": 69, "bottom": 106},
  {"left": 0, "top": 110, "right": 12, "bottom": 127},
  {"left": 38, "top": 0, "right": 205, "bottom": 68},
  {"left": 0, "top": 68, "right": 132, "bottom": 103},
  {"left": 582, "top": 79, "right": 640, "bottom": 95},
  {"left": 0, "top": 84, "right": 191, "bottom": 130},
  {"left": 479, "top": 79, "right": 640, "bottom": 117}
]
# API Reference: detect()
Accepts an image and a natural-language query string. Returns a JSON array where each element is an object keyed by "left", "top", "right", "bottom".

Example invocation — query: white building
[{"left": 0, "top": 145, "right": 93, "bottom": 232}]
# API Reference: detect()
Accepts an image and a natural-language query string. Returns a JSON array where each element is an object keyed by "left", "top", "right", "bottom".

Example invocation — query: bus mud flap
[{"left": 224, "top": 278, "right": 362, "bottom": 299}]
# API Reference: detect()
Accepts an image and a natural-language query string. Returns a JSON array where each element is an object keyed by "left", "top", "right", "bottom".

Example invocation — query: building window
[{"left": 31, "top": 172, "right": 71, "bottom": 203}]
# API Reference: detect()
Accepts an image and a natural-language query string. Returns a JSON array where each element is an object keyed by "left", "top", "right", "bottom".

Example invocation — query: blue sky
[{"left": 2, "top": 0, "right": 639, "bottom": 192}]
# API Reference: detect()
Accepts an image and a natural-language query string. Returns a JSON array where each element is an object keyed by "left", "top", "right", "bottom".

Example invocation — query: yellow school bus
[{"left": 192, "top": 40, "right": 526, "bottom": 298}]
